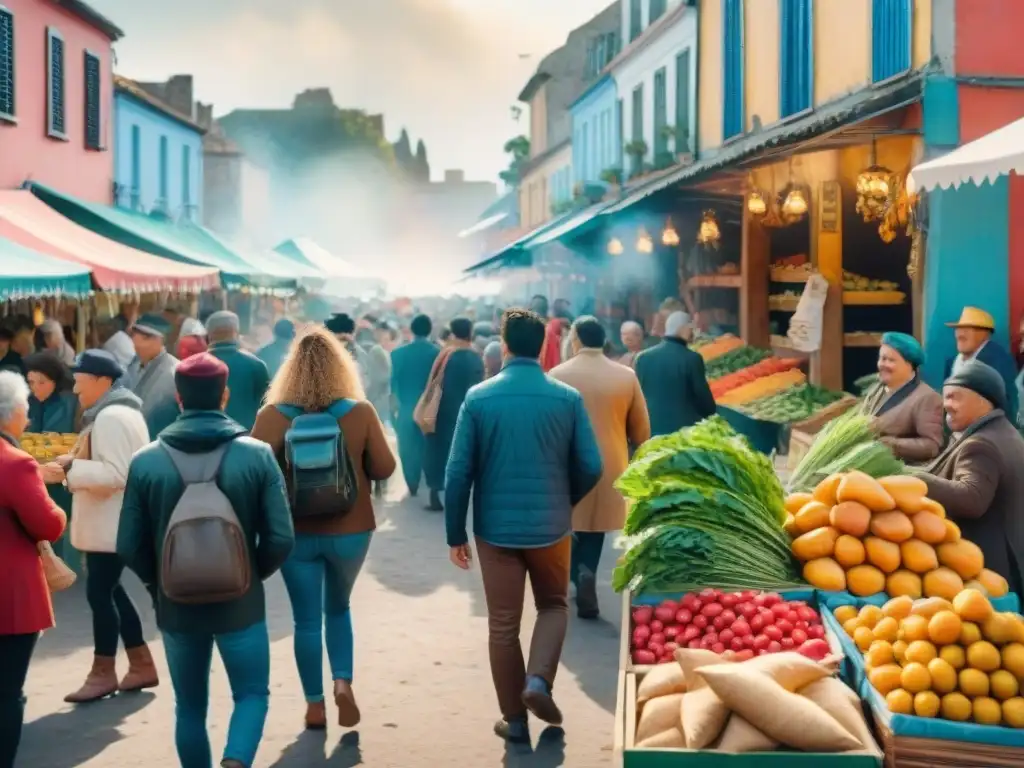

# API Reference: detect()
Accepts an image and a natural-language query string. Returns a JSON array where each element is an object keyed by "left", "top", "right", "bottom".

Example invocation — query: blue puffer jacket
[{"left": 445, "top": 358, "right": 603, "bottom": 549}]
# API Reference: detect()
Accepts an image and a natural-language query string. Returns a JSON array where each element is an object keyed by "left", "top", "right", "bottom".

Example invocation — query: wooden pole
[
  {"left": 740, "top": 202, "right": 770, "bottom": 347},
  {"left": 811, "top": 180, "right": 844, "bottom": 390}
]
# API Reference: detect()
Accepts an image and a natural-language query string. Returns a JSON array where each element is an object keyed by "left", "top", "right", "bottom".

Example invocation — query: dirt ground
[{"left": 17, "top": 484, "right": 623, "bottom": 767}]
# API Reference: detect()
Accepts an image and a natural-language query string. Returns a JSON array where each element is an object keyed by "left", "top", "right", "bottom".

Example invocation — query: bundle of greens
[
  {"left": 613, "top": 416, "right": 802, "bottom": 594},
  {"left": 785, "top": 408, "right": 904, "bottom": 493}
]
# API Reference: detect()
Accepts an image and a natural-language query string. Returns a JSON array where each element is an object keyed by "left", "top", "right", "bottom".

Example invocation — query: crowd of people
[{"left": 0, "top": 294, "right": 1023, "bottom": 767}]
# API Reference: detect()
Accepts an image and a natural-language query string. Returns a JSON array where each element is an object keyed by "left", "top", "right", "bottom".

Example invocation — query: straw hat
[{"left": 946, "top": 306, "right": 995, "bottom": 331}]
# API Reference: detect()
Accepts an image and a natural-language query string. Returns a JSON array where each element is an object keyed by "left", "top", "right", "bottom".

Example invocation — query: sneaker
[
  {"left": 576, "top": 568, "right": 600, "bottom": 620},
  {"left": 493, "top": 717, "right": 530, "bottom": 744}
]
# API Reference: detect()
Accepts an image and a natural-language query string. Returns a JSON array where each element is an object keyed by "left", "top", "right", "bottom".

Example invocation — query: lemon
[
  {"left": 968, "top": 641, "right": 1002, "bottom": 672},
  {"left": 960, "top": 621, "right": 982, "bottom": 645},
  {"left": 927, "top": 658, "right": 958, "bottom": 694},
  {"left": 859, "top": 604, "right": 883, "bottom": 629},
  {"left": 990, "top": 670, "right": 1020, "bottom": 701},
  {"left": 835, "top": 605, "right": 858, "bottom": 624},
  {"left": 874, "top": 617, "right": 900, "bottom": 643},
  {"left": 866, "top": 640, "right": 895, "bottom": 668},
  {"left": 900, "top": 662, "right": 931, "bottom": 694},
  {"left": 913, "top": 691, "right": 941, "bottom": 718},
  {"left": 901, "top": 615, "right": 931, "bottom": 643},
  {"left": 928, "top": 611, "right": 963, "bottom": 646},
  {"left": 982, "top": 613, "right": 1019, "bottom": 645},
  {"left": 973, "top": 696, "right": 1003, "bottom": 725},
  {"left": 939, "top": 644, "right": 966, "bottom": 670},
  {"left": 941, "top": 692, "right": 972, "bottom": 722},
  {"left": 844, "top": 618, "right": 862, "bottom": 638},
  {"left": 886, "top": 688, "right": 913, "bottom": 714},
  {"left": 854, "top": 626, "right": 875, "bottom": 652},
  {"left": 1002, "top": 642, "right": 1024, "bottom": 678},
  {"left": 893, "top": 640, "right": 909, "bottom": 664},
  {"left": 1002, "top": 697, "right": 1024, "bottom": 728},
  {"left": 959, "top": 668, "right": 991, "bottom": 698},
  {"left": 904, "top": 640, "right": 938, "bottom": 665},
  {"left": 869, "top": 664, "right": 904, "bottom": 696}
]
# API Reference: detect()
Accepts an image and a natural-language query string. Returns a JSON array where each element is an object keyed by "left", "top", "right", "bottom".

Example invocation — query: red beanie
[{"left": 174, "top": 352, "right": 228, "bottom": 410}]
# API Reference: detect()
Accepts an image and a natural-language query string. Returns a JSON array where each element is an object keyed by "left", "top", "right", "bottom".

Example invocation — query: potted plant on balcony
[{"left": 625, "top": 139, "right": 648, "bottom": 180}]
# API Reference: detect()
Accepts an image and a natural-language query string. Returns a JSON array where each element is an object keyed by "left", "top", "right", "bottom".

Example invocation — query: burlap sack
[
  {"left": 635, "top": 692, "right": 685, "bottom": 745},
  {"left": 713, "top": 714, "right": 779, "bottom": 753},
  {"left": 675, "top": 649, "right": 731, "bottom": 749},
  {"left": 699, "top": 665, "right": 862, "bottom": 753},
  {"left": 637, "top": 661, "right": 687, "bottom": 707},
  {"left": 637, "top": 726, "right": 686, "bottom": 749},
  {"left": 799, "top": 677, "right": 882, "bottom": 756}
]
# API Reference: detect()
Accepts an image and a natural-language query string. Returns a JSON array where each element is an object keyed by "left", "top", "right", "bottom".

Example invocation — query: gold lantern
[
  {"left": 696, "top": 210, "right": 721, "bottom": 247},
  {"left": 607, "top": 237, "right": 624, "bottom": 256},
  {"left": 661, "top": 219, "right": 680, "bottom": 246},
  {"left": 636, "top": 228, "right": 654, "bottom": 254}
]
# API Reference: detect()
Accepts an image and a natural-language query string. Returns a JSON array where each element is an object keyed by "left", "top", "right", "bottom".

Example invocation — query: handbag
[
  {"left": 39, "top": 541, "right": 76, "bottom": 592},
  {"left": 413, "top": 348, "right": 453, "bottom": 435}
]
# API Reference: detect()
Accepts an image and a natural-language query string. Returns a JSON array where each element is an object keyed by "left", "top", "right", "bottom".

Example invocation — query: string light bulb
[
  {"left": 782, "top": 188, "right": 808, "bottom": 217},
  {"left": 747, "top": 191, "right": 767, "bottom": 216},
  {"left": 607, "top": 237, "right": 624, "bottom": 256},
  {"left": 661, "top": 219, "right": 680, "bottom": 246},
  {"left": 636, "top": 228, "right": 654, "bottom": 254},
  {"left": 696, "top": 210, "right": 721, "bottom": 246}
]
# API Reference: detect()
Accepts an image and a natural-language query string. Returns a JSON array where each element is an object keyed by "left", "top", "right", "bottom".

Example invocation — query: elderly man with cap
[
  {"left": 40, "top": 350, "right": 156, "bottom": 703},
  {"left": 923, "top": 360, "right": 1024, "bottom": 596},
  {"left": 256, "top": 318, "right": 295, "bottom": 379},
  {"left": 861, "top": 332, "right": 944, "bottom": 463},
  {"left": 206, "top": 311, "right": 270, "bottom": 432},
  {"left": 125, "top": 313, "right": 180, "bottom": 439},
  {"left": 634, "top": 310, "right": 716, "bottom": 437},
  {"left": 944, "top": 307, "right": 1018, "bottom": 425},
  {"left": 118, "top": 352, "right": 294, "bottom": 768}
]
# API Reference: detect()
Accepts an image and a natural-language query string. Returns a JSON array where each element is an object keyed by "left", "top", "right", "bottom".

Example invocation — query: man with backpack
[{"left": 117, "top": 353, "right": 294, "bottom": 768}]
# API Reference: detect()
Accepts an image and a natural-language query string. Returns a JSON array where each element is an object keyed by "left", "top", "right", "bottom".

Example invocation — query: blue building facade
[
  {"left": 570, "top": 74, "right": 619, "bottom": 188},
  {"left": 113, "top": 78, "right": 203, "bottom": 220}
]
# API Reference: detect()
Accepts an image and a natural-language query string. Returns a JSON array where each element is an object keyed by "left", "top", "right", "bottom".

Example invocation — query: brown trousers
[{"left": 475, "top": 535, "right": 571, "bottom": 720}]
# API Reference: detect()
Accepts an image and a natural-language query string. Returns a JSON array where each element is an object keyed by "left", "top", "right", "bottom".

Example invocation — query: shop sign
[{"left": 820, "top": 181, "right": 840, "bottom": 232}]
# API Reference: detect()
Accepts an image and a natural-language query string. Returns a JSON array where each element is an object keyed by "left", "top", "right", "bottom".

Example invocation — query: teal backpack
[{"left": 276, "top": 400, "right": 359, "bottom": 518}]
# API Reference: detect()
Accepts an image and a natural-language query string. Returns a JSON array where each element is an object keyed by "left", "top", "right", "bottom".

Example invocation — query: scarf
[
  {"left": 925, "top": 409, "right": 1005, "bottom": 474},
  {"left": 80, "top": 385, "right": 143, "bottom": 430},
  {"left": 863, "top": 375, "right": 921, "bottom": 418}
]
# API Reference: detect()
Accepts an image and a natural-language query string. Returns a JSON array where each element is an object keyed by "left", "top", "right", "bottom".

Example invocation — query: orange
[
  {"left": 866, "top": 641, "right": 895, "bottom": 668},
  {"left": 960, "top": 621, "right": 982, "bottom": 646},
  {"left": 834, "top": 605, "right": 858, "bottom": 624},
  {"left": 904, "top": 640, "right": 938, "bottom": 665},
  {"left": 873, "top": 617, "right": 900, "bottom": 643},
  {"left": 941, "top": 692, "right": 972, "bottom": 722},
  {"left": 868, "top": 664, "right": 904, "bottom": 695},
  {"left": 967, "top": 641, "right": 1002, "bottom": 672},
  {"left": 900, "top": 662, "right": 931, "bottom": 694},
  {"left": 886, "top": 688, "right": 913, "bottom": 714},
  {"left": 854, "top": 626, "right": 875, "bottom": 652},
  {"left": 974, "top": 696, "right": 1003, "bottom": 725},
  {"left": 900, "top": 615, "right": 930, "bottom": 643},
  {"left": 914, "top": 691, "right": 941, "bottom": 718},
  {"left": 927, "top": 658, "right": 958, "bottom": 694},
  {"left": 939, "top": 645, "right": 966, "bottom": 670},
  {"left": 927, "top": 611, "right": 962, "bottom": 646},
  {"left": 959, "top": 668, "right": 991, "bottom": 698},
  {"left": 990, "top": 670, "right": 1020, "bottom": 701},
  {"left": 1003, "top": 697, "right": 1024, "bottom": 728}
]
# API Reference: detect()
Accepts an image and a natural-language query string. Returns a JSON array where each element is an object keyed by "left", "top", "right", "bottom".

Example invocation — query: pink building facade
[{"left": 0, "top": 0, "right": 121, "bottom": 203}]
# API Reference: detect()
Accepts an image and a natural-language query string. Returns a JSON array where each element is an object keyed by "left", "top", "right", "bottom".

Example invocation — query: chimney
[
  {"left": 195, "top": 102, "right": 214, "bottom": 130},
  {"left": 163, "top": 75, "right": 194, "bottom": 118},
  {"left": 444, "top": 169, "right": 465, "bottom": 184}
]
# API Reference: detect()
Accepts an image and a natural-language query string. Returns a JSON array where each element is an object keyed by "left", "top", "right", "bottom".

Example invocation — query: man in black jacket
[{"left": 635, "top": 311, "right": 716, "bottom": 436}]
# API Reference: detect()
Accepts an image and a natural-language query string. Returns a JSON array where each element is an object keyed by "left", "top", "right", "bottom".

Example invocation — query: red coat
[{"left": 0, "top": 436, "right": 67, "bottom": 635}]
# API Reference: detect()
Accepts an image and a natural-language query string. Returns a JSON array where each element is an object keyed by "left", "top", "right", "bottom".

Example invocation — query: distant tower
[{"left": 414, "top": 139, "right": 430, "bottom": 183}]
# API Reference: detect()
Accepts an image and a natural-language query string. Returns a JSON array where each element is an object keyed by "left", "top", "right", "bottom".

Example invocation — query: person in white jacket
[{"left": 40, "top": 350, "right": 157, "bottom": 703}]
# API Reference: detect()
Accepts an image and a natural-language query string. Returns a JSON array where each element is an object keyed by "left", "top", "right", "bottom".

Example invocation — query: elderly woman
[
  {"left": 0, "top": 371, "right": 67, "bottom": 767},
  {"left": 861, "top": 332, "right": 944, "bottom": 463}
]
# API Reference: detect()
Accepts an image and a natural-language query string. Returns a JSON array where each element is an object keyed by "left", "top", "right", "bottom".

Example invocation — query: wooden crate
[
  {"left": 873, "top": 718, "right": 1024, "bottom": 768},
  {"left": 787, "top": 395, "right": 859, "bottom": 471}
]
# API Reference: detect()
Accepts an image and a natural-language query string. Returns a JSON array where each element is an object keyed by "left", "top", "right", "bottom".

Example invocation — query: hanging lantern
[
  {"left": 747, "top": 190, "right": 768, "bottom": 216},
  {"left": 696, "top": 210, "right": 721, "bottom": 247},
  {"left": 636, "top": 228, "right": 654, "bottom": 254},
  {"left": 782, "top": 187, "right": 809, "bottom": 218},
  {"left": 856, "top": 165, "right": 895, "bottom": 222},
  {"left": 607, "top": 237, "right": 624, "bottom": 256},
  {"left": 661, "top": 218, "right": 680, "bottom": 246}
]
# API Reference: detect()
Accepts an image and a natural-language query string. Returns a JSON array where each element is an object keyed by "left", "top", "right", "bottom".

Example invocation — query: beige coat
[
  {"left": 550, "top": 349, "right": 651, "bottom": 531},
  {"left": 862, "top": 378, "right": 944, "bottom": 463}
]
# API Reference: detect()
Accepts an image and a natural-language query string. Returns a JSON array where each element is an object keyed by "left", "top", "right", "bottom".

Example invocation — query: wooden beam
[
  {"left": 740, "top": 202, "right": 770, "bottom": 347},
  {"left": 811, "top": 180, "right": 844, "bottom": 389}
]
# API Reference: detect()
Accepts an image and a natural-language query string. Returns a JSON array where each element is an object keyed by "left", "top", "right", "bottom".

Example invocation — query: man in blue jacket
[
  {"left": 445, "top": 308, "right": 603, "bottom": 743},
  {"left": 390, "top": 314, "right": 439, "bottom": 497},
  {"left": 206, "top": 311, "right": 270, "bottom": 431}
]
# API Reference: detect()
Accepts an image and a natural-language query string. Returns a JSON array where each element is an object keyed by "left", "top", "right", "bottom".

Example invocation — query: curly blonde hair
[{"left": 265, "top": 326, "right": 365, "bottom": 409}]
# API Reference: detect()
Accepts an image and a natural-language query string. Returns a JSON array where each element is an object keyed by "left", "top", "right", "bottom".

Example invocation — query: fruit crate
[
  {"left": 613, "top": 666, "right": 882, "bottom": 767},
  {"left": 619, "top": 588, "right": 845, "bottom": 675},
  {"left": 874, "top": 718, "right": 1024, "bottom": 767}
]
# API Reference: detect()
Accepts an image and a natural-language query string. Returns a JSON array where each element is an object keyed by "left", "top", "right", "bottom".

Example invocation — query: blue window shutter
[
  {"left": 0, "top": 9, "right": 14, "bottom": 119},
  {"left": 872, "top": 0, "right": 912, "bottom": 83},
  {"left": 780, "top": 0, "right": 812, "bottom": 117},
  {"left": 84, "top": 52, "right": 101, "bottom": 149},
  {"left": 654, "top": 67, "right": 667, "bottom": 155},
  {"left": 182, "top": 145, "right": 191, "bottom": 206},
  {"left": 722, "top": 0, "right": 744, "bottom": 140},
  {"left": 159, "top": 135, "right": 168, "bottom": 201},
  {"left": 675, "top": 49, "right": 691, "bottom": 153},
  {"left": 46, "top": 28, "right": 65, "bottom": 137}
]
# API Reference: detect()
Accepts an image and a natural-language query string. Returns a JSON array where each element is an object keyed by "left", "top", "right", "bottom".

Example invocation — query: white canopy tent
[
  {"left": 274, "top": 237, "right": 386, "bottom": 297},
  {"left": 907, "top": 115, "right": 1024, "bottom": 193}
]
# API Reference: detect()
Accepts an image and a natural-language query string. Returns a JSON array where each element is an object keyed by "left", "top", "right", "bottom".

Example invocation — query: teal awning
[
  {"left": 0, "top": 236, "right": 92, "bottom": 301},
  {"left": 525, "top": 201, "right": 609, "bottom": 248},
  {"left": 28, "top": 183, "right": 295, "bottom": 291},
  {"left": 463, "top": 208, "right": 583, "bottom": 275}
]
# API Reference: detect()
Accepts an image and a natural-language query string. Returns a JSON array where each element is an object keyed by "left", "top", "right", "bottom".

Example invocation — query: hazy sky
[{"left": 91, "top": 0, "right": 615, "bottom": 184}]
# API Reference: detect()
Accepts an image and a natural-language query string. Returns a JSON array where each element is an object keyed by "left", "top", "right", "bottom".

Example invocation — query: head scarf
[
  {"left": 944, "top": 360, "right": 1007, "bottom": 412},
  {"left": 540, "top": 319, "right": 564, "bottom": 372},
  {"left": 881, "top": 332, "right": 924, "bottom": 369}
]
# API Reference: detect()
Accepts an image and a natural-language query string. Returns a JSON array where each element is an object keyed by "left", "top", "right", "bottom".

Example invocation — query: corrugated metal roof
[
  {"left": 604, "top": 73, "right": 924, "bottom": 215},
  {"left": 527, "top": 201, "right": 609, "bottom": 247}
]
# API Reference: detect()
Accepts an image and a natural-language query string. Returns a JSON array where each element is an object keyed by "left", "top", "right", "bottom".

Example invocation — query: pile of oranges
[{"left": 836, "top": 588, "right": 1024, "bottom": 726}]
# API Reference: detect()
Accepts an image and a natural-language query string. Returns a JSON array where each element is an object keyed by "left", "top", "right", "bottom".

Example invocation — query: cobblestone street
[{"left": 17, "top": 486, "right": 623, "bottom": 767}]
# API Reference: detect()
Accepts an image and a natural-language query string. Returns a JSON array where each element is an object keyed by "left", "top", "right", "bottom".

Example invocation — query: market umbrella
[
  {"left": 907, "top": 115, "right": 1024, "bottom": 193},
  {"left": 0, "top": 235, "right": 92, "bottom": 301}
]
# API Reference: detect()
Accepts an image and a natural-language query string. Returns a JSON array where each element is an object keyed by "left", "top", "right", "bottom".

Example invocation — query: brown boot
[
  {"left": 119, "top": 644, "right": 159, "bottom": 692},
  {"left": 305, "top": 701, "right": 327, "bottom": 730},
  {"left": 334, "top": 679, "right": 361, "bottom": 728},
  {"left": 64, "top": 656, "right": 118, "bottom": 703}
]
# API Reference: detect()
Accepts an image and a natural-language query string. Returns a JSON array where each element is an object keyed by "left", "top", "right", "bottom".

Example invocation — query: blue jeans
[
  {"left": 162, "top": 622, "right": 270, "bottom": 768},
  {"left": 280, "top": 532, "right": 372, "bottom": 702}
]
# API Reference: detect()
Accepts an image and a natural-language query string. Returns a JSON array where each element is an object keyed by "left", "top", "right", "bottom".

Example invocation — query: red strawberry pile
[{"left": 630, "top": 589, "right": 830, "bottom": 664}]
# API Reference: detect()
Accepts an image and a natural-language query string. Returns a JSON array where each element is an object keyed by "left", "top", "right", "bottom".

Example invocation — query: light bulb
[
  {"left": 782, "top": 189, "right": 808, "bottom": 216},
  {"left": 636, "top": 229, "right": 654, "bottom": 254},
  {"left": 661, "top": 220, "right": 680, "bottom": 246},
  {"left": 607, "top": 237, "right": 624, "bottom": 256},
  {"left": 747, "top": 191, "right": 767, "bottom": 216}
]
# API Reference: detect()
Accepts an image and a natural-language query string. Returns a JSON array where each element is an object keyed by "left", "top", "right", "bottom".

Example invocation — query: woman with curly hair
[{"left": 250, "top": 327, "right": 395, "bottom": 732}]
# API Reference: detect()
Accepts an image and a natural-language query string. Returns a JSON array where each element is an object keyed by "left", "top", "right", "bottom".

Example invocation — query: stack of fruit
[
  {"left": 19, "top": 432, "right": 77, "bottom": 463},
  {"left": 837, "top": 590, "right": 1024, "bottom": 727},
  {"left": 786, "top": 471, "right": 1008, "bottom": 599}
]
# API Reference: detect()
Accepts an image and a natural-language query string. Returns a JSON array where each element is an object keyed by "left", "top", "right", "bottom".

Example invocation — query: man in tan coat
[{"left": 550, "top": 316, "right": 650, "bottom": 618}]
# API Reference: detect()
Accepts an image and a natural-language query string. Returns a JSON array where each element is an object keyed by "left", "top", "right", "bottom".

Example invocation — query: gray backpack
[{"left": 159, "top": 443, "right": 252, "bottom": 605}]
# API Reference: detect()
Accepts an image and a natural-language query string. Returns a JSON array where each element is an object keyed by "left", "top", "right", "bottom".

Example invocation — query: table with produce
[
  {"left": 19, "top": 432, "right": 78, "bottom": 462},
  {"left": 612, "top": 410, "right": 1024, "bottom": 766}
]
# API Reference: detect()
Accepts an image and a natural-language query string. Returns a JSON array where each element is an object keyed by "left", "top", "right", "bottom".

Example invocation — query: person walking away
[
  {"left": 619, "top": 321, "right": 645, "bottom": 368},
  {"left": 367, "top": 323, "right": 397, "bottom": 498},
  {"left": 251, "top": 328, "right": 395, "bottom": 731},
  {"left": 635, "top": 311, "right": 717, "bottom": 436},
  {"left": 206, "top": 311, "right": 271, "bottom": 432},
  {"left": 423, "top": 318, "right": 483, "bottom": 511},
  {"left": 483, "top": 340, "right": 503, "bottom": 379},
  {"left": 922, "top": 361, "right": 1024, "bottom": 596},
  {"left": 445, "top": 309, "right": 603, "bottom": 742},
  {"left": 539, "top": 318, "right": 566, "bottom": 372},
  {"left": 39, "top": 351, "right": 155, "bottom": 703},
  {"left": 944, "top": 307, "right": 1019, "bottom": 426},
  {"left": 25, "top": 353, "right": 78, "bottom": 563},
  {"left": 326, "top": 313, "right": 370, "bottom": 389},
  {"left": 550, "top": 317, "right": 650, "bottom": 618},
  {"left": 118, "top": 353, "right": 295, "bottom": 768},
  {"left": 390, "top": 314, "right": 439, "bottom": 499},
  {"left": 39, "top": 319, "right": 76, "bottom": 366},
  {"left": 257, "top": 319, "right": 295, "bottom": 379},
  {"left": 125, "top": 314, "right": 180, "bottom": 439},
  {"left": 0, "top": 371, "right": 67, "bottom": 768},
  {"left": 175, "top": 318, "right": 208, "bottom": 361}
]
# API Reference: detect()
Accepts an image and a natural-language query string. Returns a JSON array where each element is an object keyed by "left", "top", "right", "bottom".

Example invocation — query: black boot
[
  {"left": 576, "top": 566, "right": 600, "bottom": 619},
  {"left": 426, "top": 489, "right": 443, "bottom": 511}
]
